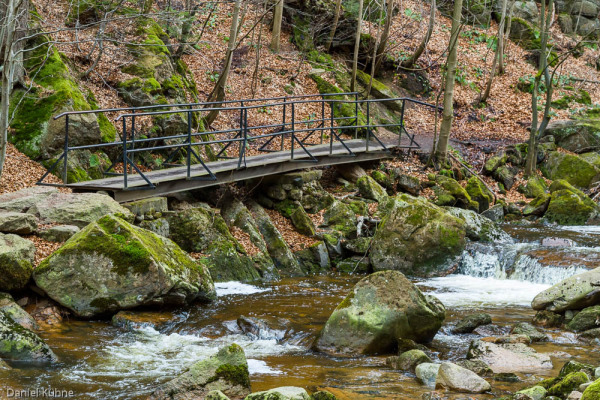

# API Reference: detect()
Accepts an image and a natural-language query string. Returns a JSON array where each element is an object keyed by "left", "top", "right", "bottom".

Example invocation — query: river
[{"left": 4, "top": 224, "right": 600, "bottom": 399}]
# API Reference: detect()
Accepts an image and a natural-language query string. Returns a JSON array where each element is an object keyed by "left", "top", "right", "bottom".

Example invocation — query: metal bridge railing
[{"left": 38, "top": 94, "right": 441, "bottom": 190}]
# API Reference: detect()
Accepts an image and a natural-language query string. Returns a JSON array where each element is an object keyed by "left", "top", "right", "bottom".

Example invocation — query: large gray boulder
[
  {"left": 34, "top": 215, "right": 215, "bottom": 318},
  {"left": 532, "top": 267, "right": 600, "bottom": 312},
  {"left": 0, "top": 187, "right": 58, "bottom": 213},
  {"left": 436, "top": 362, "right": 492, "bottom": 393},
  {"left": 314, "top": 270, "right": 445, "bottom": 356},
  {"left": 0, "top": 234, "right": 35, "bottom": 291},
  {"left": 445, "top": 207, "right": 512, "bottom": 243},
  {"left": 27, "top": 192, "right": 134, "bottom": 227},
  {"left": 149, "top": 343, "right": 250, "bottom": 400},
  {"left": 467, "top": 340, "right": 553, "bottom": 373},
  {"left": 0, "top": 311, "right": 57, "bottom": 363},
  {"left": 370, "top": 194, "right": 466, "bottom": 277},
  {"left": 245, "top": 387, "right": 310, "bottom": 400},
  {"left": 544, "top": 119, "right": 600, "bottom": 153},
  {"left": 0, "top": 212, "right": 38, "bottom": 234},
  {"left": 167, "top": 207, "right": 264, "bottom": 282}
]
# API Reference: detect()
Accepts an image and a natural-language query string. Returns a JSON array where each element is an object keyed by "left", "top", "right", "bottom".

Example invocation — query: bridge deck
[{"left": 67, "top": 139, "right": 407, "bottom": 202}]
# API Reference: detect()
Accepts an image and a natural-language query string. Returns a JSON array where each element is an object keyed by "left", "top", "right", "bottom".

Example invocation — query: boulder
[
  {"left": 433, "top": 175, "right": 479, "bottom": 211},
  {"left": 511, "top": 322, "right": 549, "bottom": 342},
  {"left": 370, "top": 194, "right": 466, "bottom": 277},
  {"left": 436, "top": 362, "right": 492, "bottom": 393},
  {"left": 245, "top": 387, "right": 310, "bottom": 400},
  {"left": 221, "top": 199, "right": 279, "bottom": 280},
  {"left": 250, "top": 202, "right": 304, "bottom": 277},
  {"left": 34, "top": 215, "right": 215, "bottom": 318},
  {"left": 466, "top": 177, "right": 494, "bottom": 212},
  {"left": 27, "top": 192, "right": 134, "bottom": 227},
  {"left": 111, "top": 310, "right": 177, "bottom": 332},
  {"left": 523, "top": 194, "right": 551, "bottom": 217},
  {"left": 294, "top": 242, "right": 331, "bottom": 274},
  {"left": 494, "top": 165, "right": 516, "bottom": 191},
  {"left": 394, "top": 170, "right": 421, "bottom": 196},
  {"left": 483, "top": 152, "right": 507, "bottom": 175},
  {"left": 0, "top": 212, "right": 37, "bottom": 234},
  {"left": 544, "top": 119, "right": 600, "bottom": 153},
  {"left": 544, "top": 152, "right": 600, "bottom": 188},
  {"left": 482, "top": 204, "right": 504, "bottom": 223},
  {"left": 416, "top": 363, "right": 441, "bottom": 388},
  {"left": 149, "top": 344, "right": 250, "bottom": 400},
  {"left": 39, "top": 225, "right": 80, "bottom": 242},
  {"left": 453, "top": 313, "right": 492, "bottom": 334},
  {"left": 567, "top": 306, "right": 600, "bottom": 332},
  {"left": 516, "top": 386, "right": 547, "bottom": 400},
  {"left": 122, "top": 197, "right": 168, "bottom": 217},
  {"left": 533, "top": 310, "right": 564, "bottom": 327},
  {"left": 456, "top": 359, "right": 493, "bottom": 376},
  {"left": 0, "top": 187, "right": 58, "bottom": 213},
  {"left": 559, "top": 361, "right": 596, "bottom": 378},
  {"left": 0, "top": 293, "right": 39, "bottom": 331},
  {"left": 547, "top": 372, "right": 591, "bottom": 398},
  {"left": 322, "top": 200, "right": 357, "bottom": 238},
  {"left": 138, "top": 218, "right": 170, "bottom": 238},
  {"left": 544, "top": 180, "right": 600, "bottom": 225},
  {"left": 467, "top": 340, "right": 553, "bottom": 373},
  {"left": 0, "top": 311, "right": 57, "bottom": 363},
  {"left": 314, "top": 270, "right": 445, "bottom": 355},
  {"left": 356, "top": 175, "right": 387, "bottom": 202},
  {"left": 205, "top": 391, "right": 230, "bottom": 400},
  {"left": 532, "top": 267, "right": 600, "bottom": 312},
  {"left": 290, "top": 206, "right": 316, "bottom": 236},
  {"left": 167, "top": 207, "right": 263, "bottom": 282},
  {"left": 445, "top": 207, "right": 512, "bottom": 243},
  {"left": 582, "top": 379, "right": 600, "bottom": 400},
  {"left": 386, "top": 349, "right": 432, "bottom": 372},
  {"left": 518, "top": 176, "right": 548, "bottom": 199},
  {"left": 0, "top": 234, "right": 35, "bottom": 291}
]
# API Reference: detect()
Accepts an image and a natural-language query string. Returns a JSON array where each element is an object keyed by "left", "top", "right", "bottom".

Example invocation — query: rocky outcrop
[
  {"left": 532, "top": 267, "right": 600, "bottom": 312},
  {"left": 0, "top": 311, "right": 57, "bottom": 363},
  {"left": 370, "top": 194, "right": 466, "bottom": 277},
  {"left": 314, "top": 270, "right": 445, "bottom": 355},
  {"left": 168, "top": 207, "right": 264, "bottom": 282},
  {"left": 544, "top": 152, "right": 600, "bottom": 189},
  {"left": 34, "top": 215, "right": 215, "bottom": 317},
  {"left": 149, "top": 343, "right": 250, "bottom": 400},
  {"left": 0, "top": 234, "right": 35, "bottom": 291},
  {"left": 544, "top": 180, "right": 600, "bottom": 225},
  {"left": 467, "top": 339, "right": 553, "bottom": 373},
  {"left": 27, "top": 192, "right": 134, "bottom": 227},
  {"left": 0, "top": 212, "right": 38, "bottom": 234}
]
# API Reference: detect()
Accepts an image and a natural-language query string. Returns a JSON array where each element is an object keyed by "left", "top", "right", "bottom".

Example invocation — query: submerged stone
[
  {"left": 314, "top": 270, "right": 445, "bottom": 356},
  {"left": 34, "top": 215, "right": 215, "bottom": 318}
]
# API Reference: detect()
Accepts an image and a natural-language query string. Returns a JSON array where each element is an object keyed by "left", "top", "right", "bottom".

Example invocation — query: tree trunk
[
  {"left": 270, "top": 0, "right": 283, "bottom": 52},
  {"left": 0, "top": 0, "right": 28, "bottom": 180},
  {"left": 350, "top": 0, "right": 364, "bottom": 92},
  {"left": 499, "top": 0, "right": 515, "bottom": 74},
  {"left": 367, "top": 3, "right": 384, "bottom": 95},
  {"left": 435, "top": 0, "right": 463, "bottom": 163},
  {"left": 401, "top": 0, "right": 435, "bottom": 69},
  {"left": 477, "top": 0, "right": 508, "bottom": 104},
  {"left": 374, "top": 0, "right": 396, "bottom": 73},
  {"left": 205, "top": 0, "right": 242, "bottom": 125},
  {"left": 325, "top": 0, "right": 343, "bottom": 51}
]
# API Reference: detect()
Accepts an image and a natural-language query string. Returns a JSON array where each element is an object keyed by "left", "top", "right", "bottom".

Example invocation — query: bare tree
[
  {"left": 401, "top": 0, "right": 435, "bottom": 69},
  {"left": 0, "top": 0, "right": 28, "bottom": 180},
  {"left": 350, "top": 0, "right": 364, "bottom": 92},
  {"left": 373, "top": 0, "right": 395, "bottom": 73},
  {"left": 435, "top": 0, "right": 463, "bottom": 163},
  {"left": 325, "top": 0, "right": 343, "bottom": 51},
  {"left": 270, "top": 0, "right": 283, "bottom": 52}
]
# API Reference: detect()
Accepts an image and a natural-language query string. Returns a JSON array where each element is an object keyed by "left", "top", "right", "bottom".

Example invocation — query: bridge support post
[
  {"left": 122, "top": 117, "right": 128, "bottom": 189},
  {"left": 63, "top": 115, "right": 69, "bottom": 184}
]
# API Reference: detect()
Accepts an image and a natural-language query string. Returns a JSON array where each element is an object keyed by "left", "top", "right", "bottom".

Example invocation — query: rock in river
[
  {"left": 532, "top": 267, "right": 600, "bottom": 313},
  {"left": 370, "top": 194, "right": 466, "bottom": 277},
  {"left": 436, "top": 362, "right": 492, "bottom": 393},
  {"left": 149, "top": 343, "right": 250, "bottom": 400},
  {"left": 314, "top": 270, "right": 445, "bottom": 356},
  {"left": 34, "top": 215, "right": 215, "bottom": 318},
  {"left": 245, "top": 387, "right": 310, "bottom": 400},
  {"left": 0, "top": 311, "right": 57, "bottom": 363},
  {"left": 467, "top": 339, "right": 553, "bottom": 373},
  {"left": 0, "top": 233, "right": 35, "bottom": 291}
]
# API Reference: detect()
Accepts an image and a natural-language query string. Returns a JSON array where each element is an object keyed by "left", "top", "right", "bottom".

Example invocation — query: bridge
[{"left": 38, "top": 93, "right": 439, "bottom": 202}]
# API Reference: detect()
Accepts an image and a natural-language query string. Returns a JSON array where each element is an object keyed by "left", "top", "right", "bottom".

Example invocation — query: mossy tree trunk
[
  {"left": 525, "top": 0, "right": 554, "bottom": 176},
  {"left": 270, "top": 0, "right": 283, "bottom": 52},
  {"left": 435, "top": 0, "right": 463, "bottom": 163},
  {"left": 401, "top": 0, "right": 435, "bottom": 69},
  {"left": 350, "top": 0, "right": 364, "bottom": 92},
  {"left": 205, "top": 0, "right": 242, "bottom": 125},
  {"left": 0, "top": 0, "right": 28, "bottom": 180}
]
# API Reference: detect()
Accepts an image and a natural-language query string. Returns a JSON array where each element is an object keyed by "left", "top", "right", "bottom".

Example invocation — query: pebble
[{"left": 567, "top": 391, "right": 583, "bottom": 400}]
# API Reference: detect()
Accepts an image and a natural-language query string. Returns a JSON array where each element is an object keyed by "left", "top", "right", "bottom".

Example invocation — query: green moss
[
  {"left": 86, "top": 90, "right": 116, "bottom": 142},
  {"left": 274, "top": 199, "right": 298, "bottom": 218},
  {"left": 582, "top": 379, "right": 600, "bottom": 400},
  {"left": 212, "top": 363, "right": 251, "bottom": 388},
  {"left": 547, "top": 371, "right": 590, "bottom": 397},
  {"left": 466, "top": 176, "right": 493, "bottom": 212}
]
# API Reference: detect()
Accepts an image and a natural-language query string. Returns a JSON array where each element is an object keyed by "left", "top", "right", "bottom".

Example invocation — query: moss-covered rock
[
  {"left": 371, "top": 170, "right": 394, "bottom": 190},
  {"left": 335, "top": 256, "right": 370, "bottom": 274},
  {"left": 356, "top": 175, "right": 387, "bottom": 202},
  {"left": 167, "top": 207, "right": 262, "bottom": 283},
  {"left": 445, "top": 207, "right": 512, "bottom": 243},
  {"left": 544, "top": 180, "right": 600, "bottom": 225},
  {"left": 511, "top": 322, "right": 549, "bottom": 342},
  {"left": 355, "top": 70, "right": 403, "bottom": 112},
  {"left": 466, "top": 177, "right": 494, "bottom": 212},
  {"left": 547, "top": 371, "right": 590, "bottom": 397},
  {"left": 323, "top": 200, "right": 357, "bottom": 238},
  {"left": 294, "top": 242, "right": 331, "bottom": 274},
  {"left": 370, "top": 194, "right": 466, "bottom": 277},
  {"left": 0, "top": 234, "right": 35, "bottom": 292},
  {"left": 567, "top": 305, "right": 600, "bottom": 332},
  {"left": 483, "top": 152, "right": 507, "bottom": 175},
  {"left": 149, "top": 343, "right": 250, "bottom": 400},
  {"left": 0, "top": 293, "right": 39, "bottom": 331},
  {"left": 453, "top": 313, "right": 492, "bottom": 334},
  {"left": 0, "top": 311, "right": 57, "bottom": 363},
  {"left": 523, "top": 194, "right": 551, "bottom": 217},
  {"left": 387, "top": 349, "right": 432, "bottom": 372},
  {"left": 559, "top": 361, "right": 596, "bottom": 379},
  {"left": 245, "top": 386, "right": 310, "bottom": 400},
  {"left": 532, "top": 267, "right": 600, "bottom": 312},
  {"left": 516, "top": 386, "right": 547, "bottom": 400},
  {"left": 544, "top": 151, "right": 600, "bottom": 188},
  {"left": 544, "top": 117, "right": 600, "bottom": 153},
  {"left": 290, "top": 206, "right": 316, "bottom": 236},
  {"left": 582, "top": 378, "right": 600, "bottom": 400},
  {"left": 518, "top": 176, "right": 548, "bottom": 199},
  {"left": 314, "top": 270, "right": 445, "bottom": 355},
  {"left": 434, "top": 175, "right": 479, "bottom": 211},
  {"left": 34, "top": 215, "right": 215, "bottom": 317}
]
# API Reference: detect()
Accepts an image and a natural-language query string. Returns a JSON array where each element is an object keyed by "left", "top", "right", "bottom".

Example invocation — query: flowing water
[{"left": 3, "top": 224, "right": 600, "bottom": 399}]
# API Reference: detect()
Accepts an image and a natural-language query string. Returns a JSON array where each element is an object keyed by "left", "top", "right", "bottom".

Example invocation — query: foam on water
[{"left": 215, "top": 281, "right": 271, "bottom": 296}]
